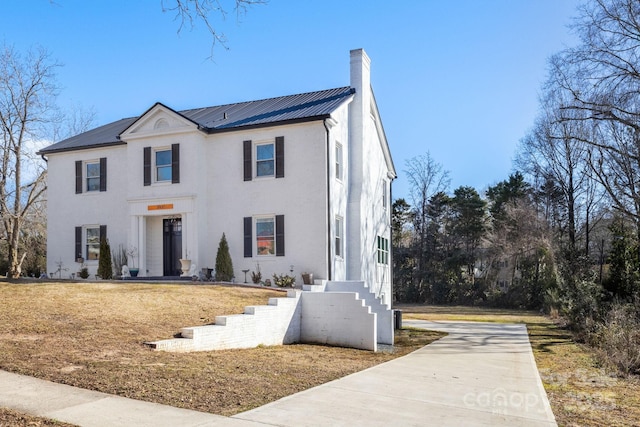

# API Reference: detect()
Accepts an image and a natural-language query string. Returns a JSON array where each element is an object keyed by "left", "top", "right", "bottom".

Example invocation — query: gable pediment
[{"left": 119, "top": 103, "right": 200, "bottom": 140}]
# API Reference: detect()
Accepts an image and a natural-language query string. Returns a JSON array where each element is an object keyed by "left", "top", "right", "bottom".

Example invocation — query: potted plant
[
  {"left": 126, "top": 246, "right": 139, "bottom": 277},
  {"left": 301, "top": 272, "right": 314, "bottom": 285}
]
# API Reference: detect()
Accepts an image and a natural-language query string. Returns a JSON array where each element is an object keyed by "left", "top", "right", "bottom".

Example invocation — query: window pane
[
  {"left": 87, "top": 177, "right": 100, "bottom": 192},
  {"left": 86, "top": 162, "right": 100, "bottom": 192},
  {"left": 256, "top": 144, "right": 274, "bottom": 177},
  {"left": 157, "top": 165, "right": 172, "bottom": 181},
  {"left": 257, "top": 144, "right": 274, "bottom": 161},
  {"left": 86, "top": 163, "right": 100, "bottom": 178},
  {"left": 156, "top": 150, "right": 171, "bottom": 166},
  {"left": 156, "top": 150, "right": 172, "bottom": 181},
  {"left": 256, "top": 218, "right": 275, "bottom": 256},
  {"left": 86, "top": 227, "right": 100, "bottom": 260},
  {"left": 256, "top": 160, "right": 274, "bottom": 177}
]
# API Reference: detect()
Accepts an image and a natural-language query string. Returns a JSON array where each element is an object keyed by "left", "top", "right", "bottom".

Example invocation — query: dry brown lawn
[
  {"left": 0, "top": 281, "right": 443, "bottom": 419},
  {"left": 398, "top": 304, "right": 640, "bottom": 427}
]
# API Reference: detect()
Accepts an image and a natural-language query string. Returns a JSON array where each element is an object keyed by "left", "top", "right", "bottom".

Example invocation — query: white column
[{"left": 138, "top": 216, "right": 146, "bottom": 276}]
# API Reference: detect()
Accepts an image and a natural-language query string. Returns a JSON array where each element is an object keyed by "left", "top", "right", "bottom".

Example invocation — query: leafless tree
[
  {"left": 161, "top": 0, "right": 266, "bottom": 56},
  {"left": 0, "top": 44, "right": 60, "bottom": 278},
  {"left": 550, "top": 0, "right": 640, "bottom": 259}
]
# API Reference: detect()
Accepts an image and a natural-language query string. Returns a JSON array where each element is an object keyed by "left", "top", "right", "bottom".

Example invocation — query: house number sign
[{"left": 148, "top": 204, "right": 174, "bottom": 211}]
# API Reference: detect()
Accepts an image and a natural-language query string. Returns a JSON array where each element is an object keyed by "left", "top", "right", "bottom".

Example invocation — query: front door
[{"left": 163, "top": 218, "right": 182, "bottom": 276}]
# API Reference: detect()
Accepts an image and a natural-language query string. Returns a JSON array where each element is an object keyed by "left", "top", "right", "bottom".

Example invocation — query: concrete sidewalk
[{"left": 0, "top": 320, "right": 556, "bottom": 426}]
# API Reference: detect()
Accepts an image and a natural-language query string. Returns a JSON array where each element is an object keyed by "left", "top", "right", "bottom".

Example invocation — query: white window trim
[
  {"left": 255, "top": 141, "right": 275, "bottom": 179},
  {"left": 85, "top": 225, "right": 100, "bottom": 262},
  {"left": 255, "top": 215, "right": 276, "bottom": 257},
  {"left": 335, "top": 216, "right": 344, "bottom": 259},
  {"left": 85, "top": 160, "right": 100, "bottom": 192},
  {"left": 335, "top": 142, "right": 343, "bottom": 182},
  {"left": 154, "top": 147, "right": 172, "bottom": 184}
]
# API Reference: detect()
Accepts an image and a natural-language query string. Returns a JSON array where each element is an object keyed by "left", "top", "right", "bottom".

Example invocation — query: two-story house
[{"left": 39, "top": 49, "right": 396, "bottom": 305}]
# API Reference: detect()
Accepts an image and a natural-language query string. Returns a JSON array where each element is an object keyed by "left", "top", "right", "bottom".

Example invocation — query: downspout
[{"left": 324, "top": 119, "right": 332, "bottom": 281}]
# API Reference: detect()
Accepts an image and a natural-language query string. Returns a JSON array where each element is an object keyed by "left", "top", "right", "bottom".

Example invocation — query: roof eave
[
  {"left": 203, "top": 114, "right": 333, "bottom": 134},
  {"left": 37, "top": 140, "right": 127, "bottom": 156}
]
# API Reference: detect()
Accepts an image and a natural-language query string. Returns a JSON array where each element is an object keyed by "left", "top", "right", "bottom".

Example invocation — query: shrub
[
  {"left": 251, "top": 267, "right": 262, "bottom": 284},
  {"left": 591, "top": 303, "right": 640, "bottom": 376},
  {"left": 78, "top": 266, "right": 89, "bottom": 279},
  {"left": 97, "top": 237, "right": 113, "bottom": 279},
  {"left": 215, "top": 233, "right": 234, "bottom": 281},
  {"left": 272, "top": 273, "right": 295, "bottom": 288}
]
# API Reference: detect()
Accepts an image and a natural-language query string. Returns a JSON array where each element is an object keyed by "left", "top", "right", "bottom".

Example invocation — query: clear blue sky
[{"left": 1, "top": 0, "right": 580, "bottom": 201}]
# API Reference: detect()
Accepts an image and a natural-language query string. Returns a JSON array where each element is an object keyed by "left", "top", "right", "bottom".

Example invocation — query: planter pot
[
  {"left": 301, "top": 273, "right": 314, "bottom": 285},
  {"left": 129, "top": 268, "right": 139, "bottom": 277},
  {"left": 179, "top": 259, "right": 192, "bottom": 277}
]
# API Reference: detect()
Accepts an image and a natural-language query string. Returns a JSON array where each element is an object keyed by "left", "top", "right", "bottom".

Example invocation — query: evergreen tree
[
  {"left": 98, "top": 237, "right": 113, "bottom": 279},
  {"left": 215, "top": 233, "right": 234, "bottom": 281}
]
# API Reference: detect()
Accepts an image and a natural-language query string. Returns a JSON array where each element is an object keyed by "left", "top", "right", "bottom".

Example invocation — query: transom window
[
  {"left": 156, "top": 149, "right": 172, "bottom": 182},
  {"left": 86, "top": 162, "right": 100, "bottom": 192},
  {"left": 335, "top": 216, "right": 344, "bottom": 258},
  {"left": 256, "top": 143, "right": 275, "bottom": 177},
  {"left": 86, "top": 227, "right": 100, "bottom": 261},
  {"left": 256, "top": 217, "right": 275, "bottom": 255}
]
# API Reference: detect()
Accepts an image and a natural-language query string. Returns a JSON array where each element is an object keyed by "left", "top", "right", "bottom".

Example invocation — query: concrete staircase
[
  {"left": 147, "top": 280, "right": 391, "bottom": 352},
  {"left": 146, "top": 290, "right": 301, "bottom": 352}
]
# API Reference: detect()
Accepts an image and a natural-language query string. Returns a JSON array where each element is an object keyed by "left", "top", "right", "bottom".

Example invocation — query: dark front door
[{"left": 163, "top": 218, "right": 182, "bottom": 276}]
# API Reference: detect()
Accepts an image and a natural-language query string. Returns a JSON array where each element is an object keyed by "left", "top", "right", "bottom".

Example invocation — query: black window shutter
[
  {"left": 99, "top": 157, "right": 107, "bottom": 192},
  {"left": 275, "top": 136, "right": 284, "bottom": 178},
  {"left": 276, "top": 215, "right": 285, "bottom": 256},
  {"left": 243, "top": 140, "right": 252, "bottom": 181},
  {"left": 243, "top": 217, "right": 252, "bottom": 257},
  {"left": 75, "top": 161, "right": 82, "bottom": 194},
  {"left": 100, "top": 225, "right": 107, "bottom": 242},
  {"left": 143, "top": 147, "right": 151, "bottom": 186},
  {"left": 171, "top": 143, "right": 180, "bottom": 184},
  {"left": 75, "top": 226, "right": 82, "bottom": 260}
]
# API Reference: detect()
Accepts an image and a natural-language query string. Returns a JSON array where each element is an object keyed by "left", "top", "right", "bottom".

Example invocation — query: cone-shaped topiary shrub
[
  {"left": 215, "top": 233, "right": 234, "bottom": 281},
  {"left": 98, "top": 237, "right": 113, "bottom": 279}
]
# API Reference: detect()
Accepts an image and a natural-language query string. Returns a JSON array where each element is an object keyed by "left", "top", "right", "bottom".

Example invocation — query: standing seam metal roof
[{"left": 39, "top": 87, "right": 355, "bottom": 154}]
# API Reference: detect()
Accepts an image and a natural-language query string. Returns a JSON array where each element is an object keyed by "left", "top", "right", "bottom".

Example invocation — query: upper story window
[
  {"left": 144, "top": 144, "right": 180, "bottom": 186},
  {"left": 155, "top": 149, "right": 172, "bottom": 182},
  {"left": 86, "top": 162, "right": 100, "bottom": 192},
  {"left": 336, "top": 142, "right": 343, "bottom": 181},
  {"left": 76, "top": 158, "right": 106, "bottom": 194},
  {"left": 243, "top": 137, "right": 285, "bottom": 181},
  {"left": 382, "top": 180, "right": 388, "bottom": 210},
  {"left": 256, "top": 143, "right": 275, "bottom": 177}
]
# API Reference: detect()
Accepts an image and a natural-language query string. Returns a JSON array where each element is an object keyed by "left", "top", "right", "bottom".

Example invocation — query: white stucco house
[{"left": 39, "top": 49, "right": 396, "bottom": 305}]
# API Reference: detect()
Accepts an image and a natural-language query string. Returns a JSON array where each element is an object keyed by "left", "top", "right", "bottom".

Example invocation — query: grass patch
[
  {"left": 0, "top": 282, "right": 442, "bottom": 417},
  {"left": 399, "top": 304, "right": 640, "bottom": 427},
  {"left": 0, "top": 408, "right": 76, "bottom": 426}
]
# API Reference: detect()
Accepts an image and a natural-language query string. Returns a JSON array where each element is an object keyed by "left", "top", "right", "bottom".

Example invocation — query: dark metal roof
[{"left": 39, "top": 87, "right": 354, "bottom": 155}]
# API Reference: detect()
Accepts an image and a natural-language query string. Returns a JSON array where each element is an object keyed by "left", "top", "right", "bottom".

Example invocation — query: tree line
[{"left": 393, "top": 0, "right": 640, "bottom": 374}]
